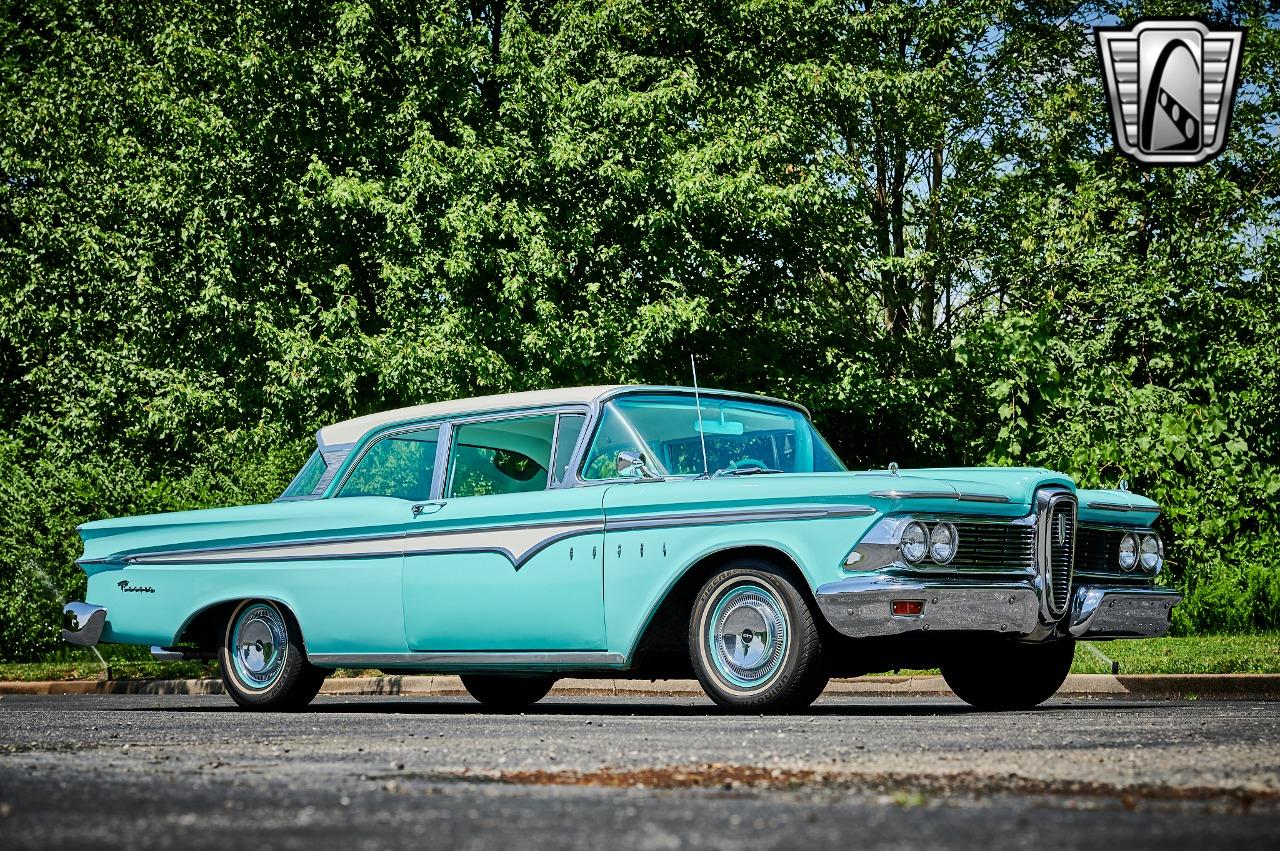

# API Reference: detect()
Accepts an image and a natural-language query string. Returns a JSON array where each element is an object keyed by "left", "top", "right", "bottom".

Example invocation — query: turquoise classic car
[{"left": 62, "top": 386, "right": 1179, "bottom": 712}]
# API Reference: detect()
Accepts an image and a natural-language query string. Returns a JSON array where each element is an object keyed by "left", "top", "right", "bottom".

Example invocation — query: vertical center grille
[{"left": 1038, "top": 490, "right": 1077, "bottom": 619}]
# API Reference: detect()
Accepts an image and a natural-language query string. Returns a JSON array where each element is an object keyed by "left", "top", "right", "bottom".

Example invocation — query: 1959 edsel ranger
[{"left": 63, "top": 386, "right": 1180, "bottom": 712}]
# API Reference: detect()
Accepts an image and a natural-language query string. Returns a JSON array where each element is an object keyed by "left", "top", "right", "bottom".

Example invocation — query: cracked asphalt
[{"left": 0, "top": 693, "right": 1277, "bottom": 849}]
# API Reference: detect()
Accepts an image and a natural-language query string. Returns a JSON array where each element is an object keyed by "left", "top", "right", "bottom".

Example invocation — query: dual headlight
[
  {"left": 899, "top": 521, "right": 958, "bottom": 565},
  {"left": 1119, "top": 532, "right": 1162, "bottom": 572}
]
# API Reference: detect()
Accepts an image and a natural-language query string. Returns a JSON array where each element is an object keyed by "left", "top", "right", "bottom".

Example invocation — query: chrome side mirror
[{"left": 616, "top": 451, "right": 659, "bottom": 479}]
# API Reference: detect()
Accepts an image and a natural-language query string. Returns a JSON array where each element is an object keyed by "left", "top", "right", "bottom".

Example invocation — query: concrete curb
[{"left": 2, "top": 673, "right": 1277, "bottom": 700}]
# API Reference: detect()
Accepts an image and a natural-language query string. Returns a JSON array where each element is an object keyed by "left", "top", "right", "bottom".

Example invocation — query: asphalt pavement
[{"left": 1, "top": 693, "right": 1277, "bottom": 849}]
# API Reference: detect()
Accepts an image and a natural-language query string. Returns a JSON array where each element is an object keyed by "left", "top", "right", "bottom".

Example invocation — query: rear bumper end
[
  {"left": 62, "top": 602, "right": 108, "bottom": 647},
  {"left": 814, "top": 576, "right": 1179, "bottom": 640}
]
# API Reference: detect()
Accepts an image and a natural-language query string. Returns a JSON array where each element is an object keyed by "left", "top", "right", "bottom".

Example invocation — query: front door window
[{"left": 446, "top": 415, "right": 557, "bottom": 498}]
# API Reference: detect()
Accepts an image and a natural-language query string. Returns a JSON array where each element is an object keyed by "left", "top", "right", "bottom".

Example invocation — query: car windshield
[{"left": 581, "top": 394, "right": 845, "bottom": 479}]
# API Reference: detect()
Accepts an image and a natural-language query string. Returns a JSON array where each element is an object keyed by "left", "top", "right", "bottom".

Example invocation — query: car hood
[{"left": 872, "top": 466, "right": 1073, "bottom": 505}]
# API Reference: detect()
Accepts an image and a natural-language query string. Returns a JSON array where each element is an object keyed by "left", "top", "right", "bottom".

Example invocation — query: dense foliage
[{"left": 1, "top": 0, "right": 1277, "bottom": 657}]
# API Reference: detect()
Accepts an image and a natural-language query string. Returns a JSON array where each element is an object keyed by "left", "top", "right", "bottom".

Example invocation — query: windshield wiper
[{"left": 711, "top": 466, "right": 784, "bottom": 478}]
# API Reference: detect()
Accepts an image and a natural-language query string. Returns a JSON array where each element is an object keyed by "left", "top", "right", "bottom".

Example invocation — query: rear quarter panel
[{"left": 81, "top": 497, "right": 413, "bottom": 653}]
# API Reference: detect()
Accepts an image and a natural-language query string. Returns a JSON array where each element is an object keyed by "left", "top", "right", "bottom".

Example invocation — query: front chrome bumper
[
  {"left": 62, "top": 602, "right": 108, "bottom": 647},
  {"left": 1067, "top": 585, "right": 1181, "bottom": 638},
  {"left": 814, "top": 576, "right": 1179, "bottom": 641}
]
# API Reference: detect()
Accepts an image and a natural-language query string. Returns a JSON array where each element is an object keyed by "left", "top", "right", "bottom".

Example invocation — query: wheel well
[
  {"left": 177, "top": 598, "right": 303, "bottom": 651},
  {"left": 630, "top": 546, "right": 819, "bottom": 676}
]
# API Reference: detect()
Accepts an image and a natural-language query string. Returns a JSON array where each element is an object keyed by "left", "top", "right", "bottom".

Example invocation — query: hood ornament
[
  {"left": 1119, "top": 479, "right": 1129, "bottom": 492},
  {"left": 888, "top": 462, "right": 900, "bottom": 477}
]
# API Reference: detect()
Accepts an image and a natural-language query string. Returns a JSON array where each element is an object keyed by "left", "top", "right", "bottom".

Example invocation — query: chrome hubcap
[
  {"left": 230, "top": 603, "right": 288, "bottom": 690},
  {"left": 707, "top": 584, "right": 788, "bottom": 689}
]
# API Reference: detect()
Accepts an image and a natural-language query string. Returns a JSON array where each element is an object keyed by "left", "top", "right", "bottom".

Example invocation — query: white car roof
[
  {"left": 316, "top": 384, "right": 806, "bottom": 448},
  {"left": 317, "top": 386, "right": 627, "bottom": 447}
]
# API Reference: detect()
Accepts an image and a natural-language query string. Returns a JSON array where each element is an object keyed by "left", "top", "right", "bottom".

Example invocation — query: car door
[
  {"left": 401, "top": 410, "right": 607, "bottom": 651},
  {"left": 305, "top": 423, "right": 442, "bottom": 656}
]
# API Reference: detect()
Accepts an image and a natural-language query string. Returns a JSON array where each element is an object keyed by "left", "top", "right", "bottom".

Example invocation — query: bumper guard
[{"left": 62, "top": 602, "right": 108, "bottom": 647}]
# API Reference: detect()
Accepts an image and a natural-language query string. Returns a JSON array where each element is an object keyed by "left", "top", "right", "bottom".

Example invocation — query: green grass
[
  {"left": 1068, "top": 633, "right": 1280, "bottom": 675},
  {"left": 0, "top": 645, "right": 216, "bottom": 682},
  {"left": 1, "top": 634, "right": 1276, "bottom": 681},
  {"left": 860, "top": 634, "right": 1280, "bottom": 678}
]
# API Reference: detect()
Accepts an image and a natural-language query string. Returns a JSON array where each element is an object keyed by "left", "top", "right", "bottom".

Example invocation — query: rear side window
[
  {"left": 280, "top": 450, "right": 327, "bottom": 499},
  {"left": 447, "top": 415, "right": 557, "bottom": 498},
  {"left": 551, "top": 414, "right": 587, "bottom": 485},
  {"left": 338, "top": 428, "right": 439, "bottom": 501}
]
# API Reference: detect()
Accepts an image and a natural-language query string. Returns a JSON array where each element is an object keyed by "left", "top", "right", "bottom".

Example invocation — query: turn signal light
[{"left": 891, "top": 600, "right": 924, "bottom": 616}]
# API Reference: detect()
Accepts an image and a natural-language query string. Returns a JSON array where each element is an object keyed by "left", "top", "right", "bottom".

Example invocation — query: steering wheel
[{"left": 728, "top": 458, "right": 769, "bottom": 471}]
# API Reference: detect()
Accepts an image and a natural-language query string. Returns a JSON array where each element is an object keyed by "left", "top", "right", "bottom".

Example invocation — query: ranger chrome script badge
[{"left": 1096, "top": 19, "right": 1245, "bottom": 165}]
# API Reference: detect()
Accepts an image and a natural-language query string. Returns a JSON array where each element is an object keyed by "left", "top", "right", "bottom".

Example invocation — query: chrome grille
[
  {"left": 1075, "top": 526, "right": 1121, "bottom": 575},
  {"left": 1075, "top": 525, "right": 1154, "bottom": 580},
  {"left": 950, "top": 522, "right": 1035, "bottom": 569},
  {"left": 1038, "top": 492, "right": 1077, "bottom": 618}
]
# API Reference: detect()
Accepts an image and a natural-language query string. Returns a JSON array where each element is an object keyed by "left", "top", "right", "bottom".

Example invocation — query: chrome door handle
[{"left": 411, "top": 501, "right": 446, "bottom": 517}]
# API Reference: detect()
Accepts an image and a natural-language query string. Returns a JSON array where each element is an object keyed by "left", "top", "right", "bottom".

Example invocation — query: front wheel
[
  {"left": 689, "top": 562, "right": 827, "bottom": 713},
  {"left": 220, "top": 600, "right": 326, "bottom": 711},
  {"left": 941, "top": 637, "right": 1075, "bottom": 710},
  {"left": 461, "top": 674, "right": 557, "bottom": 711}
]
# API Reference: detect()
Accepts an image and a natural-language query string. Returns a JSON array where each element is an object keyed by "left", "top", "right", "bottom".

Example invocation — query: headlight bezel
[
  {"left": 1139, "top": 533, "right": 1163, "bottom": 572},
  {"left": 899, "top": 521, "right": 929, "bottom": 563},
  {"left": 928, "top": 522, "right": 958, "bottom": 565},
  {"left": 1118, "top": 532, "right": 1139, "bottom": 571}
]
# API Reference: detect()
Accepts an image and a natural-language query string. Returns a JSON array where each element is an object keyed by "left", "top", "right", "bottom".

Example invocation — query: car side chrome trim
[
  {"left": 403, "top": 522, "right": 602, "bottom": 570},
  {"left": 130, "top": 521, "right": 603, "bottom": 571},
  {"left": 869, "top": 490, "right": 1012, "bottom": 503},
  {"left": 308, "top": 651, "right": 628, "bottom": 669},
  {"left": 605, "top": 504, "right": 875, "bottom": 531},
  {"left": 121, "top": 504, "right": 873, "bottom": 569},
  {"left": 1086, "top": 501, "right": 1135, "bottom": 512}
]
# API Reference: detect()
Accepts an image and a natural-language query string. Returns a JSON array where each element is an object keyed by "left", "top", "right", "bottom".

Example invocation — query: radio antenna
[{"left": 691, "top": 354, "right": 710, "bottom": 478}]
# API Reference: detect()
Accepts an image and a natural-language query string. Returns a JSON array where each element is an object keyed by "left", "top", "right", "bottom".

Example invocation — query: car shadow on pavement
[{"left": 106, "top": 697, "right": 1160, "bottom": 717}]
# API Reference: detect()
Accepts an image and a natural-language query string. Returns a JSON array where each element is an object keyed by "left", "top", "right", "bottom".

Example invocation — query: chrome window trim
[
  {"left": 327, "top": 405, "right": 588, "bottom": 500},
  {"left": 548, "top": 412, "right": 588, "bottom": 488},
  {"left": 278, "top": 446, "right": 354, "bottom": 502},
  {"left": 595, "top": 386, "right": 810, "bottom": 417},
  {"left": 574, "top": 390, "right": 839, "bottom": 484},
  {"left": 442, "top": 408, "right": 570, "bottom": 498},
  {"left": 320, "top": 388, "right": 825, "bottom": 496},
  {"left": 314, "top": 446, "right": 353, "bottom": 495},
  {"left": 330, "top": 422, "right": 444, "bottom": 500}
]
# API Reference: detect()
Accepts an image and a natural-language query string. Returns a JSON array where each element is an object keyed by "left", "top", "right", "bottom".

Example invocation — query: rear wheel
[
  {"left": 689, "top": 561, "right": 827, "bottom": 713},
  {"left": 941, "top": 637, "right": 1075, "bottom": 710},
  {"left": 220, "top": 600, "right": 326, "bottom": 711},
  {"left": 461, "top": 674, "right": 557, "bottom": 711}
]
